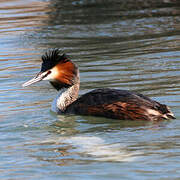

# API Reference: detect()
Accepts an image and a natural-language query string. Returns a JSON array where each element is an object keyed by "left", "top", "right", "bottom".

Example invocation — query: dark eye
[
  {"left": 47, "top": 70, "right": 52, "bottom": 74},
  {"left": 43, "top": 70, "right": 51, "bottom": 78}
]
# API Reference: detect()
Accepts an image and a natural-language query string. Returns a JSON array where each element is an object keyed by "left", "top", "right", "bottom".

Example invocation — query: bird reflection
[{"left": 25, "top": 115, "right": 169, "bottom": 166}]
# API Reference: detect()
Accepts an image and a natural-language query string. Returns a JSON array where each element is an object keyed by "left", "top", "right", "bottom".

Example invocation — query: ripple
[{"left": 0, "top": 0, "right": 180, "bottom": 179}]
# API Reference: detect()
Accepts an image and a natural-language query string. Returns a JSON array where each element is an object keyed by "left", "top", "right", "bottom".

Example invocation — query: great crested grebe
[{"left": 22, "top": 49, "right": 175, "bottom": 121}]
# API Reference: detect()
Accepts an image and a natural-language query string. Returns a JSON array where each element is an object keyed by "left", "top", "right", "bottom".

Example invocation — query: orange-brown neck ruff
[{"left": 52, "top": 61, "right": 77, "bottom": 86}]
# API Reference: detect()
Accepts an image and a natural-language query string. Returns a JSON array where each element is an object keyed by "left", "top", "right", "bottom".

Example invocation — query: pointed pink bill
[{"left": 22, "top": 71, "right": 50, "bottom": 87}]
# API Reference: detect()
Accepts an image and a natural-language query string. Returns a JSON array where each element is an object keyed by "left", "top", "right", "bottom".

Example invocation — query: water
[{"left": 0, "top": 0, "right": 180, "bottom": 179}]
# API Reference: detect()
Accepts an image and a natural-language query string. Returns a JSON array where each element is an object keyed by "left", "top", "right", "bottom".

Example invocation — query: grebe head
[{"left": 22, "top": 49, "right": 78, "bottom": 90}]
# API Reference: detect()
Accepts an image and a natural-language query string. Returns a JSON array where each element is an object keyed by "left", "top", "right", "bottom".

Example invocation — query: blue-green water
[{"left": 0, "top": 0, "right": 180, "bottom": 179}]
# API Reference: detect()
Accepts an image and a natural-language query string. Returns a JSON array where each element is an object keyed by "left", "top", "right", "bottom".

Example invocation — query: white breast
[{"left": 51, "top": 89, "right": 65, "bottom": 113}]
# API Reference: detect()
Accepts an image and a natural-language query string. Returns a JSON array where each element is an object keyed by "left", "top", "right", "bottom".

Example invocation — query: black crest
[{"left": 41, "top": 48, "right": 69, "bottom": 72}]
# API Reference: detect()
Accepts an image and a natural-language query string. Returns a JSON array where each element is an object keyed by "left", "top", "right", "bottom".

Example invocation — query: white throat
[{"left": 51, "top": 72, "right": 80, "bottom": 113}]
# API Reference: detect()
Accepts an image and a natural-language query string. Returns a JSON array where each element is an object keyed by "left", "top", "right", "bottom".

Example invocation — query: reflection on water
[
  {"left": 0, "top": 0, "right": 180, "bottom": 179},
  {"left": 29, "top": 135, "right": 138, "bottom": 165}
]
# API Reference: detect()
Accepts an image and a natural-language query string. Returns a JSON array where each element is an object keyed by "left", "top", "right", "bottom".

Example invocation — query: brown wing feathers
[{"left": 66, "top": 88, "right": 171, "bottom": 121}]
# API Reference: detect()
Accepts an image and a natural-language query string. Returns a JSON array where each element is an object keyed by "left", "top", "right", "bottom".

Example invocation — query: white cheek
[
  {"left": 43, "top": 67, "right": 58, "bottom": 81},
  {"left": 43, "top": 73, "right": 54, "bottom": 80}
]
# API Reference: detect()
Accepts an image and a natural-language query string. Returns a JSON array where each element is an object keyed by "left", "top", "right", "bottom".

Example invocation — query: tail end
[
  {"left": 158, "top": 104, "right": 175, "bottom": 120},
  {"left": 166, "top": 112, "right": 176, "bottom": 119}
]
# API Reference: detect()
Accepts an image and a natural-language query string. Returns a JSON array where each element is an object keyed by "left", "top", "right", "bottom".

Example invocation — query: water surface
[{"left": 0, "top": 0, "right": 180, "bottom": 179}]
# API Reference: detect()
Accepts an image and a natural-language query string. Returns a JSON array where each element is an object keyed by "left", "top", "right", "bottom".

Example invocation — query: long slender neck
[{"left": 55, "top": 72, "right": 80, "bottom": 112}]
